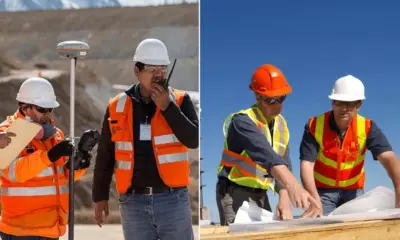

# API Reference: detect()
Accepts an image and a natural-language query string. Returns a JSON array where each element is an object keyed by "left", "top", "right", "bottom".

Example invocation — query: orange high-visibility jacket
[
  {"left": 107, "top": 89, "right": 190, "bottom": 193},
  {"left": 0, "top": 112, "right": 86, "bottom": 238},
  {"left": 309, "top": 111, "right": 371, "bottom": 189}
]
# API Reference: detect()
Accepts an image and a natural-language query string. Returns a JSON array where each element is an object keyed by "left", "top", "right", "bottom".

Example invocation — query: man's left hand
[
  {"left": 276, "top": 189, "right": 293, "bottom": 220},
  {"left": 151, "top": 83, "right": 170, "bottom": 111}
]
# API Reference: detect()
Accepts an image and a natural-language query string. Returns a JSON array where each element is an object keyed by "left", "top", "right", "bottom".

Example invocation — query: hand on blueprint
[
  {"left": 300, "top": 196, "right": 323, "bottom": 218},
  {"left": 270, "top": 165, "right": 318, "bottom": 211},
  {"left": 0, "top": 132, "right": 16, "bottom": 149},
  {"left": 276, "top": 189, "right": 293, "bottom": 220},
  {"left": 286, "top": 182, "right": 319, "bottom": 211}
]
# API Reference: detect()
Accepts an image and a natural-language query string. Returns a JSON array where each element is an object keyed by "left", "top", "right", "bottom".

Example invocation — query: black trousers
[{"left": 216, "top": 179, "right": 271, "bottom": 226}]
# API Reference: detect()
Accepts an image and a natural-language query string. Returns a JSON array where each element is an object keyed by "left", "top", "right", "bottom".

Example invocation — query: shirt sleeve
[
  {"left": 226, "top": 114, "right": 287, "bottom": 173},
  {"left": 161, "top": 93, "right": 199, "bottom": 149},
  {"left": 299, "top": 123, "right": 319, "bottom": 162},
  {"left": 92, "top": 108, "right": 116, "bottom": 202},
  {"left": 366, "top": 120, "right": 393, "bottom": 160},
  {"left": 274, "top": 146, "right": 292, "bottom": 192}
]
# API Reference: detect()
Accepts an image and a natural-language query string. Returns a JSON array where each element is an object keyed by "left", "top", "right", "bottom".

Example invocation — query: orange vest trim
[
  {"left": 309, "top": 111, "right": 371, "bottom": 189},
  {"left": 108, "top": 88, "right": 190, "bottom": 193},
  {"left": 0, "top": 112, "right": 70, "bottom": 238},
  {"left": 220, "top": 149, "right": 270, "bottom": 182}
]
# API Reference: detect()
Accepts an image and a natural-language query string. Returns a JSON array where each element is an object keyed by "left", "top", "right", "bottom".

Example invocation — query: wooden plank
[{"left": 200, "top": 219, "right": 400, "bottom": 240}]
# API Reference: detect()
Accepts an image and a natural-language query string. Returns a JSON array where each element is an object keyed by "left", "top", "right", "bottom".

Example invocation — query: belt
[{"left": 127, "top": 186, "right": 186, "bottom": 195}]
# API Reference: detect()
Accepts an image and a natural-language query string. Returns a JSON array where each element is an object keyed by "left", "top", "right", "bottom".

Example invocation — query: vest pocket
[
  {"left": 108, "top": 117, "right": 126, "bottom": 142},
  {"left": 155, "top": 146, "right": 189, "bottom": 187}
]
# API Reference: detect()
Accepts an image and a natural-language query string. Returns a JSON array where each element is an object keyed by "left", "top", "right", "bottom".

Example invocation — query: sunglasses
[
  {"left": 144, "top": 65, "right": 168, "bottom": 73},
  {"left": 332, "top": 101, "right": 360, "bottom": 109},
  {"left": 260, "top": 95, "right": 287, "bottom": 105},
  {"left": 33, "top": 105, "right": 53, "bottom": 114}
]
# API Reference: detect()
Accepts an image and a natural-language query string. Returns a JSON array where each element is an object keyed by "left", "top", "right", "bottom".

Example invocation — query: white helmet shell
[
  {"left": 328, "top": 75, "right": 366, "bottom": 101},
  {"left": 16, "top": 77, "right": 60, "bottom": 108},
  {"left": 133, "top": 38, "right": 170, "bottom": 65}
]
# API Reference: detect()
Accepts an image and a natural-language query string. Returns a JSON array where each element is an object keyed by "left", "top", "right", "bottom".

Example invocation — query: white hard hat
[
  {"left": 328, "top": 75, "right": 366, "bottom": 101},
  {"left": 16, "top": 77, "right": 60, "bottom": 108},
  {"left": 133, "top": 38, "right": 170, "bottom": 65}
]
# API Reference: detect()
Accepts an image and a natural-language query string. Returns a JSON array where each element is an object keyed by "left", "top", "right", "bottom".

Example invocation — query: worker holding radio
[{"left": 93, "top": 38, "right": 199, "bottom": 240}]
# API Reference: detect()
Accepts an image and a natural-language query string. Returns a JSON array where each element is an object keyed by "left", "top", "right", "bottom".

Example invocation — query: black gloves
[
  {"left": 65, "top": 149, "right": 92, "bottom": 170},
  {"left": 47, "top": 140, "right": 74, "bottom": 162},
  {"left": 65, "top": 129, "right": 100, "bottom": 170}
]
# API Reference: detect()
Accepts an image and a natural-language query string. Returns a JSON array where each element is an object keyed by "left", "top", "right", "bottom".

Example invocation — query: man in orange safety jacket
[
  {"left": 300, "top": 75, "right": 400, "bottom": 217},
  {"left": 0, "top": 77, "right": 89, "bottom": 240}
]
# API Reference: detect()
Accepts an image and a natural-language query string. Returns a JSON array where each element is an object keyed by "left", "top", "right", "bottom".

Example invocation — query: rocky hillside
[{"left": 0, "top": 3, "right": 199, "bottom": 224}]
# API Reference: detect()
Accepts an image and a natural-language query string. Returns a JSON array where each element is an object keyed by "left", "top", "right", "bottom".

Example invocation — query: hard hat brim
[
  {"left": 328, "top": 94, "right": 366, "bottom": 101},
  {"left": 133, "top": 57, "right": 170, "bottom": 65},
  {"left": 250, "top": 86, "right": 292, "bottom": 97},
  {"left": 37, "top": 101, "right": 60, "bottom": 108}
]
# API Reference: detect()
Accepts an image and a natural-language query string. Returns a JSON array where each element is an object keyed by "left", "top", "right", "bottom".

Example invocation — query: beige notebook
[{"left": 0, "top": 118, "right": 42, "bottom": 169}]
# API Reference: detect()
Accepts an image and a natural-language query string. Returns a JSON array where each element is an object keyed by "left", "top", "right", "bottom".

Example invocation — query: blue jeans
[
  {"left": 318, "top": 188, "right": 364, "bottom": 216},
  {"left": 0, "top": 232, "right": 58, "bottom": 240},
  {"left": 119, "top": 187, "right": 194, "bottom": 240}
]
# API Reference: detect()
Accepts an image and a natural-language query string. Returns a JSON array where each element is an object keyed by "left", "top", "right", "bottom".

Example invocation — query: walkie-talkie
[{"left": 158, "top": 59, "right": 177, "bottom": 90}]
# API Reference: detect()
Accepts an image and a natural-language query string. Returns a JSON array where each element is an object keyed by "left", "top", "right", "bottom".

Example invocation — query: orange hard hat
[{"left": 249, "top": 64, "right": 292, "bottom": 97}]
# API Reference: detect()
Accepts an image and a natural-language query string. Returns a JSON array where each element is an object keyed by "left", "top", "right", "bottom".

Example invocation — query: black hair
[
  {"left": 18, "top": 102, "right": 28, "bottom": 116},
  {"left": 135, "top": 62, "right": 145, "bottom": 72}
]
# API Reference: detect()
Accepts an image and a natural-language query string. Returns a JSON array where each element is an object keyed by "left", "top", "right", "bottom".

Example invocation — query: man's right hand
[
  {"left": 94, "top": 200, "right": 109, "bottom": 227},
  {"left": 285, "top": 181, "right": 319, "bottom": 211},
  {"left": 0, "top": 132, "right": 16, "bottom": 149},
  {"left": 271, "top": 165, "right": 319, "bottom": 212}
]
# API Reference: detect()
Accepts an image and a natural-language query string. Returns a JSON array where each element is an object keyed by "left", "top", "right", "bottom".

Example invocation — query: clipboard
[{"left": 0, "top": 118, "right": 42, "bottom": 169}]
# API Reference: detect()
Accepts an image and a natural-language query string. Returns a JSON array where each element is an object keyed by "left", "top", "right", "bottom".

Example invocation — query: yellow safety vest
[{"left": 217, "top": 104, "right": 289, "bottom": 192}]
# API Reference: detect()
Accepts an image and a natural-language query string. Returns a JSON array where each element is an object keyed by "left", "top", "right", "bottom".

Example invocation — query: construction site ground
[{"left": 60, "top": 224, "right": 199, "bottom": 240}]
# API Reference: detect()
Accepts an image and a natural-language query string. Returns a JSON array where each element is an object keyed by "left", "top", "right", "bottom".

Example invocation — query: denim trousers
[
  {"left": 318, "top": 188, "right": 364, "bottom": 215},
  {"left": 119, "top": 187, "right": 194, "bottom": 240}
]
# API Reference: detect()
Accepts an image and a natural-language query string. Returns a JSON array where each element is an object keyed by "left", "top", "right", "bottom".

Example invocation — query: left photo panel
[{"left": 0, "top": 1, "right": 199, "bottom": 240}]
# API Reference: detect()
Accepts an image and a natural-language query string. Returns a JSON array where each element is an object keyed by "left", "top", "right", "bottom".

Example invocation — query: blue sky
[{"left": 200, "top": 0, "right": 400, "bottom": 223}]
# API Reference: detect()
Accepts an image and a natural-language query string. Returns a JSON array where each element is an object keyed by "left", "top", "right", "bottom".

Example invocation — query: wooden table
[{"left": 200, "top": 219, "right": 400, "bottom": 240}]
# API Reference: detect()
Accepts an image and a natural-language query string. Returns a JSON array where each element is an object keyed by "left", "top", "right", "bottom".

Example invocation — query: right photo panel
[{"left": 200, "top": 0, "right": 400, "bottom": 239}]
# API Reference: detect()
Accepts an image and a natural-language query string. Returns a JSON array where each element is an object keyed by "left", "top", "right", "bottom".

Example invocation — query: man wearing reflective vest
[
  {"left": 0, "top": 77, "right": 88, "bottom": 239},
  {"left": 216, "top": 64, "right": 318, "bottom": 225},
  {"left": 300, "top": 75, "right": 400, "bottom": 217},
  {"left": 92, "top": 38, "right": 199, "bottom": 240}
]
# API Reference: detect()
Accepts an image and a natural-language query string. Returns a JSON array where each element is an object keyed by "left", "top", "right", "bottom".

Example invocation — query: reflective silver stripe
[
  {"left": 222, "top": 152, "right": 267, "bottom": 179},
  {"left": 37, "top": 166, "right": 64, "bottom": 177},
  {"left": 59, "top": 184, "right": 69, "bottom": 194},
  {"left": 277, "top": 116, "right": 286, "bottom": 155},
  {"left": 154, "top": 134, "right": 179, "bottom": 145},
  {"left": 158, "top": 152, "right": 188, "bottom": 164},
  {"left": 115, "top": 141, "right": 133, "bottom": 151},
  {"left": 1, "top": 184, "right": 69, "bottom": 197},
  {"left": 116, "top": 93, "right": 128, "bottom": 113},
  {"left": 116, "top": 160, "right": 131, "bottom": 170},
  {"left": 7, "top": 158, "right": 19, "bottom": 182}
]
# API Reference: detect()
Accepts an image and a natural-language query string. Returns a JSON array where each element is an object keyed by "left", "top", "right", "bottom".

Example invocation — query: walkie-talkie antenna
[{"left": 166, "top": 59, "right": 177, "bottom": 85}]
